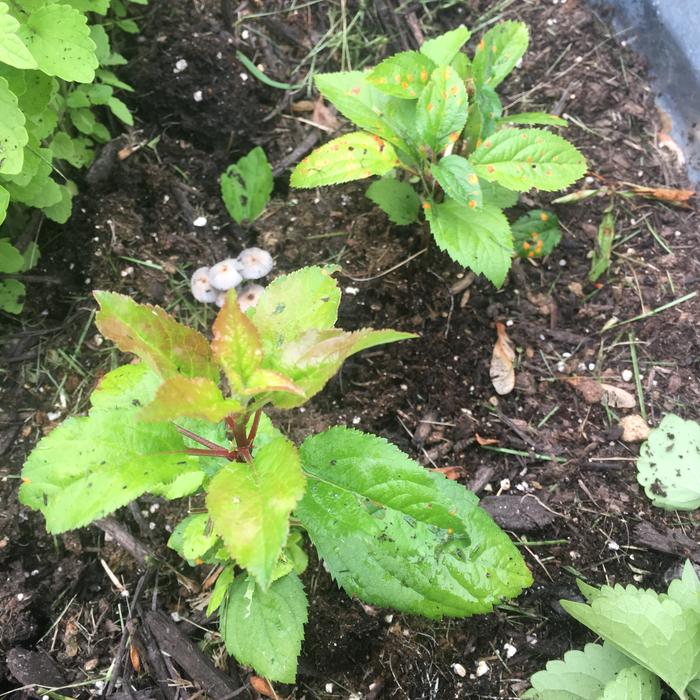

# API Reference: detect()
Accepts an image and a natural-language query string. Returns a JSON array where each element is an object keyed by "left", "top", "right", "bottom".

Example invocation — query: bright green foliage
[
  {"left": 470, "top": 128, "right": 587, "bottom": 192},
  {"left": 297, "top": 427, "right": 532, "bottom": 618},
  {"left": 0, "top": 234, "right": 39, "bottom": 313},
  {"left": 367, "top": 50, "right": 435, "bottom": 99},
  {"left": 220, "top": 573, "right": 308, "bottom": 683},
  {"left": 589, "top": 208, "right": 615, "bottom": 282},
  {"left": 220, "top": 146, "right": 273, "bottom": 224},
  {"left": 291, "top": 21, "right": 586, "bottom": 286},
  {"left": 207, "top": 437, "right": 305, "bottom": 589},
  {"left": 290, "top": 131, "right": 400, "bottom": 188},
  {"left": 472, "top": 20, "right": 529, "bottom": 88},
  {"left": 20, "top": 266, "right": 533, "bottom": 681},
  {"left": 636, "top": 414, "right": 700, "bottom": 511},
  {"left": 512, "top": 209, "right": 561, "bottom": 259},
  {"left": 560, "top": 562, "right": 700, "bottom": 699},
  {"left": 366, "top": 176, "right": 421, "bottom": 225},
  {"left": 0, "top": 0, "right": 141, "bottom": 312}
]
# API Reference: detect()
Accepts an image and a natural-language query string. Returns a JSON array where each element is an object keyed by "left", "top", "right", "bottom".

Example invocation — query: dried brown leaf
[
  {"left": 564, "top": 376, "right": 636, "bottom": 408},
  {"left": 312, "top": 98, "right": 339, "bottom": 130},
  {"left": 475, "top": 434, "right": 499, "bottom": 446},
  {"left": 490, "top": 322, "right": 515, "bottom": 395},
  {"left": 250, "top": 675, "right": 276, "bottom": 697}
]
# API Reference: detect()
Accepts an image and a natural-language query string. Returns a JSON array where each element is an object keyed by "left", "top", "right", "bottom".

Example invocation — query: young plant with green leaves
[
  {"left": 220, "top": 146, "right": 273, "bottom": 225},
  {"left": 0, "top": 0, "right": 145, "bottom": 312},
  {"left": 20, "top": 266, "right": 532, "bottom": 682},
  {"left": 525, "top": 561, "right": 700, "bottom": 700},
  {"left": 290, "top": 22, "right": 586, "bottom": 286}
]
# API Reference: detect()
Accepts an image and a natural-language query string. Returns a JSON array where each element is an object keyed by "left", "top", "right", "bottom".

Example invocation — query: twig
[
  {"left": 343, "top": 248, "right": 427, "bottom": 282},
  {"left": 271, "top": 129, "right": 321, "bottom": 176}
]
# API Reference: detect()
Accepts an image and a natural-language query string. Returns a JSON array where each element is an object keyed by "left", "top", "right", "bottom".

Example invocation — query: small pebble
[
  {"left": 452, "top": 663, "right": 467, "bottom": 678},
  {"left": 475, "top": 660, "right": 490, "bottom": 677},
  {"left": 192, "top": 216, "right": 207, "bottom": 227},
  {"left": 621, "top": 369, "right": 633, "bottom": 382},
  {"left": 503, "top": 643, "right": 517, "bottom": 659},
  {"left": 173, "top": 58, "right": 188, "bottom": 74},
  {"left": 193, "top": 90, "right": 203, "bottom": 102}
]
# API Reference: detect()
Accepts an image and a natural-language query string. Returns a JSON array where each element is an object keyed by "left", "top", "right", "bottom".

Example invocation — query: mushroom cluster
[{"left": 190, "top": 247, "right": 273, "bottom": 311}]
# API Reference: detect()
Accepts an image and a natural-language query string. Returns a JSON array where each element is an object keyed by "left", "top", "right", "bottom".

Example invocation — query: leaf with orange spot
[
  {"left": 290, "top": 132, "right": 399, "bottom": 188},
  {"left": 472, "top": 20, "right": 529, "bottom": 88},
  {"left": 416, "top": 65, "right": 468, "bottom": 152},
  {"left": 512, "top": 209, "right": 561, "bottom": 259},
  {"left": 368, "top": 51, "right": 435, "bottom": 99},
  {"left": 431, "top": 154, "right": 482, "bottom": 209},
  {"left": 470, "top": 128, "right": 587, "bottom": 192}
]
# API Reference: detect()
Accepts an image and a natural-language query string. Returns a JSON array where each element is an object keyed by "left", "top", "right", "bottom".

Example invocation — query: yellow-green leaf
[
  {"left": 416, "top": 66, "right": 467, "bottom": 153},
  {"left": 472, "top": 20, "right": 529, "bottom": 88},
  {"left": 420, "top": 25, "right": 470, "bottom": 65},
  {"left": 367, "top": 51, "right": 435, "bottom": 99},
  {"left": 430, "top": 155, "right": 482, "bottom": 209}
]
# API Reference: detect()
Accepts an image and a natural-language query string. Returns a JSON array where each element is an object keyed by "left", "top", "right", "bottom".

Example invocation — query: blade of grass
[
  {"left": 604, "top": 291, "right": 697, "bottom": 329},
  {"left": 628, "top": 332, "right": 647, "bottom": 420}
]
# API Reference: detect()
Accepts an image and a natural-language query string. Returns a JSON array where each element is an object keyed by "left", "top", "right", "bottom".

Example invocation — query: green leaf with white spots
[
  {"left": 313, "top": 71, "right": 405, "bottom": 148},
  {"left": 431, "top": 155, "right": 482, "bottom": 209},
  {"left": 472, "top": 20, "right": 529, "bottom": 88},
  {"left": 94, "top": 291, "right": 219, "bottom": 382},
  {"left": 19, "top": 364, "right": 205, "bottom": 533},
  {"left": 220, "top": 572, "right": 307, "bottom": 683},
  {"left": 0, "top": 76, "right": 27, "bottom": 175},
  {"left": 512, "top": 209, "right": 561, "bottom": 259},
  {"left": 18, "top": 4, "right": 98, "bottom": 83},
  {"left": 365, "top": 176, "right": 421, "bottom": 225},
  {"left": 290, "top": 131, "right": 399, "bottom": 188},
  {"left": 636, "top": 414, "right": 700, "bottom": 511},
  {"left": 470, "top": 128, "right": 587, "bottom": 192},
  {"left": 426, "top": 200, "right": 513, "bottom": 287},
  {"left": 416, "top": 65, "right": 468, "bottom": 153},
  {"left": 367, "top": 51, "right": 435, "bottom": 99},
  {"left": 420, "top": 25, "right": 470, "bottom": 66},
  {"left": 297, "top": 427, "right": 532, "bottom": 618},
  {"left": 207, "top": 437, "right": 305, "bottom": 590},
  {"left": 0, "top": 2, "right": 38, "bottom": 69}
]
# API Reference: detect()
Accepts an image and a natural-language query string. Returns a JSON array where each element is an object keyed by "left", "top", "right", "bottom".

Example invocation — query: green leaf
[
  {"left": 480, "top": 180, "right": 518, "bottom": 208},
  {"left": 207, "top": 437, "right": 305, "bottom": 589},
  {"left": 290, "top": 131, "right": 399, "bottom": 188},
  {"left": 180, "top": 514, "right": 219, "bottom": 560},
  {"left": 50, "top": 131, "right": 94, "bottom": 168},
  {"left": 464, "top": 84, "right": 503, "bottom": 149},
  {"left": 472, "top": 20, "right": 529, "bottom": 88},
  {"left": 420, "top": 25, "right": 470, "bottom": 65},
  {"left": 42, "top": 183, "right": 73, "bottom": 224},
  {"left": 636, "top": 414, "right": 700, "bottom": 511},
  {"left": 107, "top": 95, "right": 133, "bottom": 124},
  {"left": 512, "top": 209, "right": 561, "bottom": 259},
  {"left": 21, "top": 240, "right": 40, "bottom": 270},
  {"left": 20, "top": 364, "right": 204, "bottom": 533},
  {"left": 250, "top": 266, "right": 341, "bottom": 352},
  {"left": 211, "top": 289, "right": 263, "bottom": 388},
  {"left": 0, "top": 2, "right": 38, "bottom": 69},
  {"left": 139, "top": 376, "right": 241, "bottom": 423},
  {"left": 206, "top": 565, "right": 234, "bottom": 616},
  {"left": 367, "top": 50, "right": 435, "bottom": 99},
  {"left": 69, "top": 106, "right": 97, "bottom": 135},
  {"left": 426, "top": 200, "right": 513, "bottom": 287},
  {"left": 220, "top": 572, "right": 307, "bottom": 683},
  {"left": 86, "top": 84, "right": 112, "bottom": 105},
  {"left": 470, "top": 128, "right": 587, "bottom": 192},
  {"left": 430, "top": 155, "right": 482, "bottom": 209},
  {"left": 0, "top": 239, "right": 23, "bottom": 272},
  {"left": 561, "top": 581, "right": 700, "bottom": 698},
  {"left": 94, "top": 291, "right": 219, "bottom": 382},
  {"left": 0, "top": 184, "right": 9, "bottom": 224},
  {"left": 61, "top": 0, "right": 111, "bottom": 14},
  {"left": 416, "top": 65, "right": 467, "bottom": 153},
  {"left": 524, "top": 641, "right": 639, "bottom": 700},
  {"left": 498, "top": 112, "right": 568, "bottom": 128},
  {"left": 365, "top": 176, "right": 421, "bottom": 225},
  {"left": 17, "top": 71, "right": 57, "bottom": 116},
  {"left": 18, "top": 4, "right": 98, "bottom": 83},
  {"left": 0, "top": 278, "right": 24, "bottom": 313},
  {"left": 589, "top": 208, "right": 615, "bottom": 282},
  {"left": 297, "top": 427, "right": 532, "bottom": 618},
  {"left": 0, "top": 76, "right": 27, "bottom": 175},
  {"left": 3, "top": 155, "right": 62, "bottom": 208},
  {"left": 96, "top": 68, "right": 133, "bottom": 91},
  {"left": 116, "top": 18, "right": 139, "bottom": 33},
  {"left": 220, "top": 146, "right": 273, "bottom": 224},
  {"left": 313, "top": 71, "right": 404, "bottom": 147},
  {"left": 89, "top": 24, "right": 110, "bottom": 63},
  {"left": 599, "top": 667, "right": 661, "bottom": 700}
]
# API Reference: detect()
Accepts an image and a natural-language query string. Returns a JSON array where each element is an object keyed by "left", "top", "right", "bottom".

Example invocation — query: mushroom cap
[
  {"left": 237, "top": 283, "right": 265, "bottom": 312},
  {"left": 237, "top": 247, "right": 273, "bottom": 280},
  {"left": 209, "top": 258, "right": 243, "bottom": 290},
  {"left": 190, "top": 266, "right": 218, "bottom": 303}
]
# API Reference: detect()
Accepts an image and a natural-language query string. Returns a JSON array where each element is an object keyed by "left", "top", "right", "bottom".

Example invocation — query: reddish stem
[
  {"left": 174, "top": 424, "right": 227, "bottom": 451},
  {"left": 247, "top": 409, "right": 262, "bottom": 446}
]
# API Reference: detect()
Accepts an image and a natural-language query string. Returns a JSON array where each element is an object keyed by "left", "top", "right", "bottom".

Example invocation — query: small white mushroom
[
  {"left": 209, "top": 259, "right": 243, "bottom": 290},
  {"left": 237, "top": 247, "right": 273, "bottom": 280},
  {"left": 215, "top": 291, "right": 227, "bottom": 308},
  {"left": 190, "top": 266, "right": 218, "bottom": 303},
  {"left": 237, "top": 283, "right": 264, "bottom": 312}
]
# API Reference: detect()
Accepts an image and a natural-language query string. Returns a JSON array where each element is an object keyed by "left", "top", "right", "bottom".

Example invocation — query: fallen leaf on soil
[
  {"left": 628, "top": 184, "right": 695, "bottom": 207},
  {"left": 564, "top": 376, "right": 636, "bottom": 408},
  {"left": 129, "top": 644, "right": 141, "bottom": 673},
  {"left": 312, "top": 98, "right": 339, "bottom": 130},
  {"left": 620, "top": 414, "right": 650, "bottom": 442},
  {"left": 475, "top": 434, "right": 499, "bottom": 446},
  {"left": 292, "top": 99, "right": 315, "bottom": 112},
  {"left": 568, "top": 281, "right": 584, "bottom": 297},
  {"left": 490, "top": 322, "right": 515, "bottom": 395},
  {"left": 250, "top": 676, "right": 276, "bottom": 697},
  {"left": 429, "top": 466, "right": 466, "bottom": 480}
]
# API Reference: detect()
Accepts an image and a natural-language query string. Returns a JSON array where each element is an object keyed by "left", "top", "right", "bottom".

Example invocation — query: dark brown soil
[{"left": 1, "top": 0, "right": 699, "bottom": 698}]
